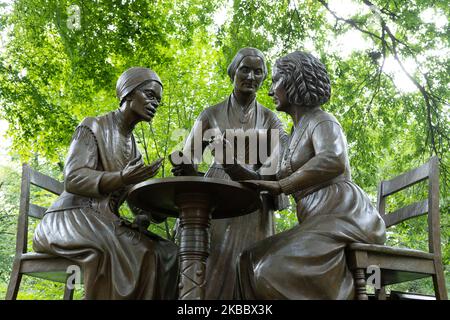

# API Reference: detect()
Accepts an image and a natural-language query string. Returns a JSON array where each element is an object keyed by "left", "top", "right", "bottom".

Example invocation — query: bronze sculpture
[
  {"left": 172, "top": 48, "right": 288, "bottom": 299},
  {"left": 236, "top": 51, "right": 387, "bottom": 299},
  {"left": 33, "top": 67, "right": 179, "bottom": 299}
]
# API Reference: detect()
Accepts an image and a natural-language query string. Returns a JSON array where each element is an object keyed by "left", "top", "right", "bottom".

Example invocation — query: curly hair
[{"left": 275, "top": 51, "right": 331, "bottom": 107}]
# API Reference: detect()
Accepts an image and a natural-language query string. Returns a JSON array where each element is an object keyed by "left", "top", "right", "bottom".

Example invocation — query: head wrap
[
  {"left": 227, "top": 47, "right": 267, "bottom": 82},
  {"left": 116, "top": 67, "right": 163, "bottom": 104}
]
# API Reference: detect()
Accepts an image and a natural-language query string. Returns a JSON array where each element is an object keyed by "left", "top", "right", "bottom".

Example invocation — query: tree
[{"left": 0, "top": 0, "right": 448, "bottom": 297}]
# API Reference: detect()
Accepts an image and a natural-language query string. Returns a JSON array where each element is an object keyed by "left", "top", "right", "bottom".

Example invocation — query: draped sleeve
[
  {"left": 64, "top": 125, "right": 105, "bottom": 198},
  {"left": 279, "top": 120, "right": 346, "bottom": 195}
]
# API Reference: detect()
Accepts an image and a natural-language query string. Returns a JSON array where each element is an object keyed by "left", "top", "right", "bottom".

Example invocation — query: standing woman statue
[
  {"left": 172, "top": 48, "right": 288, "bottom": 299},
  {"left": 33, "top": 67, "right": 179, "bottom": 299},
  {"left": 237, "top": 51, "right": 386, "bottom": 299}
]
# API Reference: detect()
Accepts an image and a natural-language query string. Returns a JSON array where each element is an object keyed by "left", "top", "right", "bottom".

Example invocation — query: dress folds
[
  {"left": 236, "top": 108, "right": 386, "bottom": 300},
  {"left": 33, "top": 111, "right": 179, "bottom": 300}
]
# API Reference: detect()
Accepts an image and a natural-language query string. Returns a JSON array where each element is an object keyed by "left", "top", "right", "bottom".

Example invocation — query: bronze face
[
  {"left": 233, "top": 56, "right": 265, "bottom": 95},
  {"left": 269, "top": 66, "right": 289, "bottom": 112},
  {"left": 128, "top": 81, "right": 163, "bottom": 122}
]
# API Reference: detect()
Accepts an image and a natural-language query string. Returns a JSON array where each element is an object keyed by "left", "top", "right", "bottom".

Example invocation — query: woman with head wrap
[
  {"left": 236, "top": 51, "right": 386, "bottom": 299},
  {"left": 33, "top": 67, "right": 179, "bottom": 299},
  {"left": 172, "top": 48, "right": 288, "bottom": 299}
]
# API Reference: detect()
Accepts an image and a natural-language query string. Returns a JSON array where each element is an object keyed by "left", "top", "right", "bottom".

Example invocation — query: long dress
[
  {"left": 236, "top": 107, "right": 386, "bottom": 299},
  {"left": 182, "top": 94, "right": 288, "bottom": 299},
  {"left": 33, "top": 110, "right": 179, "bottom": 300}
]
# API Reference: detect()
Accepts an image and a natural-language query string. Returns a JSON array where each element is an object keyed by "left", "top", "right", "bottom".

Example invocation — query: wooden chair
[
  {"left": 6, "top": 163, "right": 81, "bottom": 300},
  {"left": 346, "top": 156, "right": 448, "bottom": 300}
]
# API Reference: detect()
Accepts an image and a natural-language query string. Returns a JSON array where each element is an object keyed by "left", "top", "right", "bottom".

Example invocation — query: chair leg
[
  {"left": 63, "top": 284, "right": 75, "bottom": 300},
  {"left": 432, "top": 261, "right": 448, "bottom": 300},
  {"left": 6, "top": 262, "right": 22, "bottom": 300},
  {"left": 354, "top": 268, "right": 368, "bottom": 300},
  {"left": 375, "top": 287, "right": 387, "bottom": 300}
]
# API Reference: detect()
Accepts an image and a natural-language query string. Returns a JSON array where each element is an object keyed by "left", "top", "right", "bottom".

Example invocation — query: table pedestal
[
  {"left": 176, "top": 193, "right": 211, "bottom": 300},
  {"left": 127, "top": 177, "right": 261, "bottom": 300}
]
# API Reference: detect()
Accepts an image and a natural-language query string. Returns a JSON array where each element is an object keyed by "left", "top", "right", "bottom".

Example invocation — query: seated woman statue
[
  {"left": 33, "top": 67, "right": 179, "bottom": 299},
  {"left": 236, "top": 51, "right": 386, "bottom": 299}
]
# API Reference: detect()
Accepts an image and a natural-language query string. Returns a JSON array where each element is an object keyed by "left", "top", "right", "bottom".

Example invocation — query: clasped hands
[
  {"left": 210, "top": 135, "right": 282, "bottom": 195},
  {"left": 169, "top": 135, "right": 282, "bottom": 195}
]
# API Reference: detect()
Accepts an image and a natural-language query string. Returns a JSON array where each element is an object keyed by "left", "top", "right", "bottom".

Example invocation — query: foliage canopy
[{"left": 0, "top": 0, "right": 448, "bottom": 298}]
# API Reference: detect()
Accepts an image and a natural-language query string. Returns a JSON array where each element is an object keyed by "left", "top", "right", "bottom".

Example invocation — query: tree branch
[
  {"left": 317, "top": 0, "right": 384, "bottom": 41},
  {"left": 318, "top": 0, "right": 446, "bottom": 164}
]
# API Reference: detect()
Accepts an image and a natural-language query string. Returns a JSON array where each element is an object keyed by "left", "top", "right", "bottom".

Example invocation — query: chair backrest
[
  {"left": 377, "top": 156, "right": 441, "bottom": 255},
  {"left": 15, "top": 163, "right": 63, "bottom": 255}
]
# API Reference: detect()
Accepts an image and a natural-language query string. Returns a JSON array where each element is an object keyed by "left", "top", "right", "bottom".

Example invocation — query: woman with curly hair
[{"left": 236, "top": 51, "right": 386, "bottom": 299}]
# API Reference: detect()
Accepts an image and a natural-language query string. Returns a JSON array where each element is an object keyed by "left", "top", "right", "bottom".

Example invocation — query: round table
[{"left": 127, "top": 176, "right": 261, "bottom": 300}]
